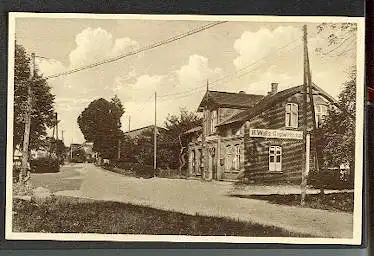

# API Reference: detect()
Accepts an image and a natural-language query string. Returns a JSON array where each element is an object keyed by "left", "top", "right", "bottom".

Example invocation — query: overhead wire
[
  {"left": 157, "top": 37, "right": 302, "bottom": 100},
  {"left": 320, "top": 34, "right": 355, "bottom": 56},
  {"left": 44, "top": 21, "right": 227, "bottom": 80}
]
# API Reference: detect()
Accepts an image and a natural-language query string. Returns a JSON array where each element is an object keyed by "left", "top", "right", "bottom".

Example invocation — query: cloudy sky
[{"left": 14, "top": 17, "right": 357, "bottom": 144}]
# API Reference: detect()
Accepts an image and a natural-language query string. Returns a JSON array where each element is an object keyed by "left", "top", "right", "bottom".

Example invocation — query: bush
[
  {"left": 307, "top": 168, "right": 354, "bottom": 189},
  {"left": 132, "top": 163, "right": 154, "bottom": 178},
  {"left": 106, "top": 160, "right": 154, "bottom": 179},
  {"left": 30, "top": 157, "right": 60, "bottom": 173},
  {"left": 156, "top": 168, "right": 182, "bottom": 179}
]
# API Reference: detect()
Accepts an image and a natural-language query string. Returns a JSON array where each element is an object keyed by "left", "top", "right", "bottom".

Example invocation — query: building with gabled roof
[
  {"left": 184, "top": 82, "right": 336, "bottom": 183},
  {"left": 197, "top": 90, "right": 264, "bottom": 111}
]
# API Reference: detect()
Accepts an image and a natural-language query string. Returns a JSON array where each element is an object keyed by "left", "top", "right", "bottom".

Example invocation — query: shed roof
[{"left": 197, "top": 90, "right": 264, "bottom": 112}]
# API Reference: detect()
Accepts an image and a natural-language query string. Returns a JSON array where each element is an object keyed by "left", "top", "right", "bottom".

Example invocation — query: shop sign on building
[{"left": 249, "top": 128, "right": 303, "bottom": 140}]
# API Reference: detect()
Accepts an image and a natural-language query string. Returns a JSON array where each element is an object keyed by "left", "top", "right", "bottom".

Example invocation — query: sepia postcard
[{"left": 6, "top": 13, "right": 365, "bottom": 245}]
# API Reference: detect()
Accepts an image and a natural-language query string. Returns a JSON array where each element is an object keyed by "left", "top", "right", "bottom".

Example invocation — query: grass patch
[
  {"left": 231, "top": 192, "right": 353, "bottom": 213},
  {"left": 12, "top": 197, "right": 309, "bottom": 237},
  {"left": 30, "top": 171, "right": 83, "bottom": 193}
]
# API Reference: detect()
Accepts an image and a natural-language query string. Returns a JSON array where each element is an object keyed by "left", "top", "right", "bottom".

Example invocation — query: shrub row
[
  {"left": 307, "top": 168, "right": 354, "bottom": 189},
  {"left": 103, "top": 160, "right": 186, "bottom": 179}
]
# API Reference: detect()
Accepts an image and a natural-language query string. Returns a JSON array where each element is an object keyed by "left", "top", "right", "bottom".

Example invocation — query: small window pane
[
  {"left": 316, "top": 105, "right": 321, "bottom": 113},
  {"left": 276, "top": 155, "right": 281, "bottom": 162},
  {"left": 270, "top": 156, "right": 275, "bottom": 162}
]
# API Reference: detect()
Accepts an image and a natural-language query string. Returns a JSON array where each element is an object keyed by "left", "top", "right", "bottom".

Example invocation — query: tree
[
  {"left": 164, "top": 108, "right": 202, "bottom": 139},
  {"left": 164, "top": 108, "right": 203, "bottom": 169},
  {"left": 46, "top": 137, "right": 67, "bottom": 159},
  {"left": 111, "top": 94, "right": 125, "bottom": 122},
  {"left": 316, "top": 68, "right": 356, "bottom": 180},
  {"left": 77, "top": 97, "right": 124, "bottom": 159},
  {"left": 13, "top": 42, "right": 56, "bottom": 152},
  {"left": 315, "top": 23, "right": 357, "bottom": 56}
]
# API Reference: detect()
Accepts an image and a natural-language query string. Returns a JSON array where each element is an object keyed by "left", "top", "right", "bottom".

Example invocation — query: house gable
[{"left": 217, "top": 84, "right": 337, "bottom": 128}]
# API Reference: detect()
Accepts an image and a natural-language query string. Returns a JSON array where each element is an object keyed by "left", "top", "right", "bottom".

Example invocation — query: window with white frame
[
  {"left": 315, "top": 104, "right": 328, "bottom": 128},
  {"left": 204, "top": 110, "right": 209, "bottom": 135},
  {"left": 234, "top": 126, "right": 243, "bottom": 136},
  {"left": 210, "top": 110, "right": 217, "bottom": 134},
  {"left": 269, "top": 146, "right": 282, "bottom": 172},
  {"left": 285, "top": 103, "right": 299, "bottom": 128}
]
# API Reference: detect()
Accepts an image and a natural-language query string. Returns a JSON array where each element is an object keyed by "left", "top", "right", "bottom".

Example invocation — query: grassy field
[
  {"left": 12, "top": 197, "right": 310, "bottom": 237},
  {"left": 231, "top": 192, "right": 354, "bottom": 212}
]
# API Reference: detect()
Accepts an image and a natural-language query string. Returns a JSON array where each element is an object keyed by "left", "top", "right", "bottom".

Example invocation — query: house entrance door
[{"left": 209, "top": 147, "right": 217, "bottom": 180}]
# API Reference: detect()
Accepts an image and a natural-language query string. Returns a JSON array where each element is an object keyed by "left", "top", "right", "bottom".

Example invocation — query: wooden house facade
[{"left": 185, "top": 83, "right": 336, "bottom": 183}]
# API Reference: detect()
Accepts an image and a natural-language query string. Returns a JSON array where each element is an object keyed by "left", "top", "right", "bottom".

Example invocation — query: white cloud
[
  {"left": 109, "top": 73, "right": 165, "bottom": 103},
  {"left": 39, "top": 27, "right": 140, "bottom": 144},
  {"left": 176, "top": 54, "right": 222, "bottom": 89},
  {"left": 36, "top": 58, "right": 66, "bottom": 77},
  {"left": 130, "top": 74, "right": 164, "bottom": 91},
  {"left": 231, "top": 26, "right": 356, "bottom": 99},
  {"left": 233, "top": 26, "right": 300, "bottom": 70},
  {"left": 111, "top": 37, "right": 138, "bottom": 57},
  {"left": 69, "top": 27, "right": 139, "bottom": 68}
]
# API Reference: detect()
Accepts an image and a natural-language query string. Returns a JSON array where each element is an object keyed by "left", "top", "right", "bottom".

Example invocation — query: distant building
[
  {"left": 184, "top": 82, "right": 336, "bottom": 183},
  {"left": 70, "top": 142, "right": 94, "bottom": 162},
  {"left": 124, "top": 125, "right": 167, "bottom": 139}
]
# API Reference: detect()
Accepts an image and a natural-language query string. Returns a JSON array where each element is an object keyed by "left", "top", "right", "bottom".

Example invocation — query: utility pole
[
  {"left": 128, "top": 115, "right": 131, "bottom": 132},
  {"left": 61, "top": 130, "right": 65, "bottom": 144},
  {"left": 304, "top": 26, "right": 323, "bottom": 197},
  {"left": 202, "top": 80, "right": 209, "bottom": 181},
  {"left": 19, "top": 52, "right": 35, "bottom": 183},
  {"left": 55, "top": 113, "right": 59, "bottom": 155},
  {"left": 301, "top": 24, "right": 310, "bottom": 206},
  {"left": 153, "top": 91, "right": 157, "bottom": 174},
  {"left": 55, "top": 113, "right": 59, "bottom": 140},
  {"left": 117, "top": 139, "right": 121, "bottom": 160}
]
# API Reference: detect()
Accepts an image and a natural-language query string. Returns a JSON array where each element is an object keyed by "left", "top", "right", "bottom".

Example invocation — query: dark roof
[
  {"left": 182, "top": 126, "right": 202, "bottom": 135},
  {"left": 197, "top": 90, "right": 264, "bottom": 112},
  {"left": 217, "top": 84, "right": 337, "bottom": 127},
  {"left": 124, "top": 125, "right": 167, "bottom": 138}
]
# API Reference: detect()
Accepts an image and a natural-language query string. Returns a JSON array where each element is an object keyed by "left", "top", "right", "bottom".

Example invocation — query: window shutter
[
  {"left": 285, "top": 104, "right": 290, "bottom": 127},
  {"left": 293, "top": 103, "right": 298, "bottom": 127}
]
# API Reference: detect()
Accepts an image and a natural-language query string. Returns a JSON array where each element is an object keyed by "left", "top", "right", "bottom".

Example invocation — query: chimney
[{"left": 268, "top": 82, "right": 278, "bottom": 96}]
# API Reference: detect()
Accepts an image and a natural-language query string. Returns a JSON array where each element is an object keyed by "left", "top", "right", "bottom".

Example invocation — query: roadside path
[{"left": 55, "top": 164, "right": 353, "bottom": 238}]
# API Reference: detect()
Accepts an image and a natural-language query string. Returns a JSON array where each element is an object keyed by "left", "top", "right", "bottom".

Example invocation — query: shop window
[
  {"left": 269, "top": 146, "right": 282, "bottom": 172},
  {"left": 285, "top": 103, "right": 298, "bottom": 128},
  {"left": 315, "top": 104, "right": 328, "bottom": 128}
]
